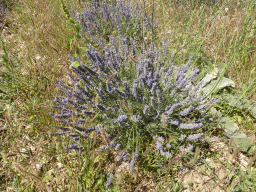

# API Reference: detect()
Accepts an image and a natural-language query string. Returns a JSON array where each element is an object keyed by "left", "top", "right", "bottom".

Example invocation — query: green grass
[{"left": 0, "top": 0, "right": 256, "bottom": 191}]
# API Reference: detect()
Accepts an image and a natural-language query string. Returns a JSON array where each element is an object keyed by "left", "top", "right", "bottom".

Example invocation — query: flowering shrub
[
  {"left": 50, "top": 33, "right": 220, "bottom": 166},
  {"left": 50, "top": 0, "right": 223, "bottom": 188}
]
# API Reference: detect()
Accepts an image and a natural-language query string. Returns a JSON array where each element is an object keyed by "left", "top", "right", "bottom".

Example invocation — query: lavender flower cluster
[{"left": 72, "top": 0, "right": 160, "bottom": 42}]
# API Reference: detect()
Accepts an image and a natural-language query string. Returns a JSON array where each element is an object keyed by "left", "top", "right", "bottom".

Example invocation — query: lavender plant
[
  {"left": 67, "top": 0, "right": 160, "bottom": 43},
  {"left": 50, "top": 33, "right": 220, "bottom": 169}
]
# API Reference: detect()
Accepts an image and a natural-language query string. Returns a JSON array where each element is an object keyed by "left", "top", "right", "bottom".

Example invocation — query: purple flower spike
[
  {"left": 106, "top": 173, "right": 113, "bottom": 188},
  {"left": 156, "top": 136, "right": 164, "bottom": 142},
  {"left": 189, "top": 80, "right": 204, "bottom": 97},
  {"left": 156, "top": 89, "right": 163, "bottom": 104},
  {"left": 129, "top": 153, "right": 138, "bottom": 172},
  {"left": 169, "top": 120, "right": 180, "bottom": 126},
  {"left": 150, "top": 82, "right": 157, "bottom": 95},
  {"left": 187, "top": 133, "right": 204, "bottom": 142},
  {"left": 150, "top": 97, "right": 156, "bottom": 107},
  {"left": 180, "top": 105, "right": 194, "bottom": 116},
  {"left": 187, "top": 144, "right": 194, "bottom": 153},
  {"left": 68, "top": 54, "right": 75, "bottom": 63},
  {"left": 143, "top": 104, "right": 149, "bottom": 115},
  {"left": 206, "top": 136, "right": 218, "bottom": 142},
  {"left": 102, "top": 114, "right": 108, "bottom": 119},
  {"left": 155, "top": 141, "right": 163, "bottom": 150},
  {"left": 179, "top": 134, "right": 187, "bottom": 141},
  {"left": 180, "top": 122, "right": 203, "bottom": 129},
  {"left": 159, "top": 67, "right": 166, "bottom": 77},
  {"left": 179, "top": 146, "right": 186, "bottom": 152},
  {"left": 166, "top": 103, "right": 180, "bottom": 115},
  {"left": 132, "top": 82, "right": 138, "bottom": 99},
  {"left": 50, "top": 112, "right": 72, "bottom": 119},
  {"left": 64, "top": 144, "right": 84, "bottom": 152},
  {"left": 117, "top": 151, "right": 129, "bottom": 162},
  {"left": 131, "top": 115, "right": 141, "bottom": 122},
  {"left": 160, "top": 149, "right": 172, "bottom": 158},
  {"left": 156, "top": 110, "right": 162, "bottom": 118},
  {"left": 80, "top": 64, "right": 99, "bottom": 78},
  {"left": 114, "top": 114, "right": 127, "bottom": 127},
  {"left": 115, "top": 143, "right": 121, "bottom": 151},
  {"left": 179, "top": 143, "right": 194, "bottom": 153},
  {"left": 106, "top": 81, "right": 114, "bottom": 94},
  {"left": 164, "top": 64, "right": 174, "bottom": 79}
]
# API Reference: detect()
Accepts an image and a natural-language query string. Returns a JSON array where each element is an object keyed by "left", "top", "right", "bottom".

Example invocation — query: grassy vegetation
[{"left": 0, "top": 0, "right": 255, "bottom": 191}]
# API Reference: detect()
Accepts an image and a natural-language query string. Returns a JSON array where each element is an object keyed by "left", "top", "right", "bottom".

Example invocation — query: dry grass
[{"left": 0, "top": 0, "right": 256, "bottom": 191}]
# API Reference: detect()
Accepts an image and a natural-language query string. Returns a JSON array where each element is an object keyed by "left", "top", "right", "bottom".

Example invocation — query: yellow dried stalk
[
  {"left": 192, "top": 147, "right": 200, "bottom": 166},
  {"left": 120, "top": 100, "right": 123, "bottom": 107},
  {"left": 89, "top": 113, "right": 99, "bottom": 125},
  {"left": 107, "top": 72, "right": 117, "bottom": 82},
  {"left": 95, "top": 93, "right": 99, "bottom": 104},
  {"left": 128, "top": 51, "right": 152, "bottom": 64},
  {"left": 128, "top": 55, "right": 139, "bottom": 64},
  {"left": 185, "top": 117, "right": 193, "bottom": 124},
  {"left": 98, "top": 124, "right": 111, "bottom": 149},
  {"left": 123, "top": 101, "right": 133, "bottom": 116},
  {"left": 162, "top": 113, "right": 166, "bottom": 127},
  {"left": 128, "top": 102, "right": 133, "bottom": 116}
]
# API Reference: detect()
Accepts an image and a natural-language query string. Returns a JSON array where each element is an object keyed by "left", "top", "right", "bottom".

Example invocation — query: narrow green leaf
[
  {"left": 79, "top": 46, "right": 88, "bottom": 52},
  {"left": 93, "top": 155, "right": 101, "bottom": 164}
]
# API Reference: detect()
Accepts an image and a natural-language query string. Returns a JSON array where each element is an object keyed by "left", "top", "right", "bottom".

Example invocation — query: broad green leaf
[
  {"left": 202, "top": 77, "right": 235, "bottom": 94},
  {"left": 234, "top": 116, "right": 243, "bottom": 124},
  {"left": 209, "top": 107, "right": 254, "bottom": 153},
  {"left": 221, "top": 94, "right": 256, "bottom": 119},
  {"left": 200, "top": 67, "right": 235, "bottom": 95},
  {"left": 119, "top": 86, "right": 124, "bottom": 92},
  {"left": 69, "top": 61, "right": 80, "bottom": 70}
]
